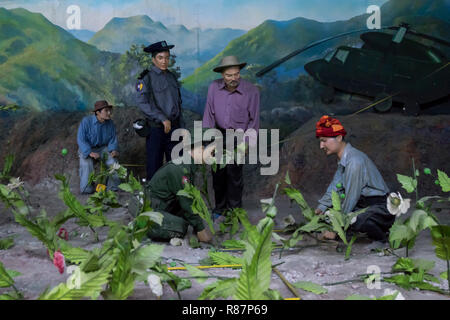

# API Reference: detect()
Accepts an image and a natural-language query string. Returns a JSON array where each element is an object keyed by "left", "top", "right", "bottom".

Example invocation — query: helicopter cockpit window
[
  {"left": 334, "top": 49, "right": 349, "bottom": 64},
  {"left": 324, "top": 50, "right": 336, "bottom": 62},
  {"left": 427, "top": 50, "right": 441, "bottom": 63}
]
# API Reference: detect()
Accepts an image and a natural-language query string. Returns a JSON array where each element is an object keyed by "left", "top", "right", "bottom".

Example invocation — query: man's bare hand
[
  {"left": 315, "top": 208, "right": 323, "bottom": 215},
  {"left": 197, "top": 228, "right": 212, "bottom": 243},
  {"left": 110, "top": 150, "right": 119, "bottom": 158},
  {"left": 162, "top": 120, "right": 171, "bottom": 134},
  {"left": 89, "top": 152, "right": 100, "bottom": 160}
]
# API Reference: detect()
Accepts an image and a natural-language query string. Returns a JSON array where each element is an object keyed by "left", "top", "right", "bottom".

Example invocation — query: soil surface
[
  {"left": 0, "top": 180, "right": 449, "bottom": 300},
  {"left": 0, "top": 109, "right": 449, "bottom": 300}
]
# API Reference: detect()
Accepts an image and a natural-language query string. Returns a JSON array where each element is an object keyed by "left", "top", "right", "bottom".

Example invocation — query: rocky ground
[
  {"left": 0, "top": 106, "right": 449, "bottom": 300},
  {"left": 0, "top": 174, "right": 449, "bottom": 300}
]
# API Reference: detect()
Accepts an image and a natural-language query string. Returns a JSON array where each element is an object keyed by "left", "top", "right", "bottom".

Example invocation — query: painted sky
[{"left": 0, "top": 0, "right": 388, "bottom": 31}]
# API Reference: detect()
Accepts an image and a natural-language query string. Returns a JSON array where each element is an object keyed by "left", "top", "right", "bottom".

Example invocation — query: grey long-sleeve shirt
[
  {"left": 317, "top": 143, "right": 389, "bottom": 214},
  {"left": 135, "top": 66, "right": 182, "bottom": 124}
]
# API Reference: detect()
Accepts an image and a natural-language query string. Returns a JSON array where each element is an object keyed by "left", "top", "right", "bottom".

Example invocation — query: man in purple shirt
[{"left": 202, "top": 56, "right": 260, "bottom": 217}]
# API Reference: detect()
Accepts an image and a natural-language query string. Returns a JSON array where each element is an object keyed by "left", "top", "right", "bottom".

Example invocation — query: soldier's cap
[
  {"left": 144, "top": 41, "right": 174, "bottom": 54},
  {"left": 93, "top": 100, "right": 113, "bottom": 113},
  {"left": 213, "top": 55, "right": 247, "bottom": 73}
]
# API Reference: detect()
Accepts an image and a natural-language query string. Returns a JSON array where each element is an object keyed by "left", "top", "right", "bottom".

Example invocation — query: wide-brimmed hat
[
  {"left": 213, "top": 56, "right": 247, "bottom": 73},
  {"left": 93, "top": 100, "right": 113, "bottom": 113},
  {"left": 144, "top": 40, "right": 174, "bottom": 54}
]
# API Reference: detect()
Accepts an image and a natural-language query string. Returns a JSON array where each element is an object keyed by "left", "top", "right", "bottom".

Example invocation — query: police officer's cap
[{"left": 144, "top": 41, "right": 175, "bottom": 54}]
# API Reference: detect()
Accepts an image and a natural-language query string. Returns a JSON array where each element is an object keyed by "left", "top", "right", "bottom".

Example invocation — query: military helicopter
[{"left": 256, "top": 23, "right": 450, "bottom": 115}]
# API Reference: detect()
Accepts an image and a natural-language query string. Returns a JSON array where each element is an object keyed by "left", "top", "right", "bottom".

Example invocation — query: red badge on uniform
[{"left": 182, "top": 176, "right": 189, "bottom": 185}]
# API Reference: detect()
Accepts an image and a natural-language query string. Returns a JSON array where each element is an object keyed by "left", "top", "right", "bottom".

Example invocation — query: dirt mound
[
  {"left": 245, "top": 113, "right": 450, "bottom": 205},
  {"left": 0, "top": 107, "right": 201, "bottom": 188}
]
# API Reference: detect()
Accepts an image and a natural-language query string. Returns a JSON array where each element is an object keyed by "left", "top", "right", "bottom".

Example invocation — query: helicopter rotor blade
[
  {"left": 385, "top": 25, "right": 450, "bottom": 47},
  {"left": 256, "top": 27, "right": 393, "bottom": 77},
  {"left": 407, "top": 29, "right": 450, "bottom": 47}
]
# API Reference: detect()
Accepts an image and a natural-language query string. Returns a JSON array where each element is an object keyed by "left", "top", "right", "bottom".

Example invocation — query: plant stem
[
  {"left": 323, "top": 278, "right": 363, "bottom": 286},
  {"left": 412, "top": 158, "right": 418, "bottom": 202},
  {"left": 447, "top": 258, "right": 450, "bottom": 294}
]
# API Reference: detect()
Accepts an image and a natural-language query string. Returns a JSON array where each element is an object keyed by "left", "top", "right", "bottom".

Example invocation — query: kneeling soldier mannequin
[{"left": 131, "top": 135, "right": 214, "bottom": 243}]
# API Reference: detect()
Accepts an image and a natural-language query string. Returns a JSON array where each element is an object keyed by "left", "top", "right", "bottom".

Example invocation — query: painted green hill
[
  {"left": 0, "top": 7, "right": 119, "bottom": 111},
  {"left": 88, "top": 15, "right": 246, "bottom": 77},
  {"left": 182, "top": 0, "right": 450, "bottom": 93}
]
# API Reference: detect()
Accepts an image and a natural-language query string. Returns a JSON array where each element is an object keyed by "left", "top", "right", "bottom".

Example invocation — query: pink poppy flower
[
  {"left": 53, "top": 250, "right": 65, "bottom": 274},
  {"left": 182, "top": 176, "right": 189, "bottom": 185},
  {"left": 57, "top": 228, "right": 69, "bottom": 241}
]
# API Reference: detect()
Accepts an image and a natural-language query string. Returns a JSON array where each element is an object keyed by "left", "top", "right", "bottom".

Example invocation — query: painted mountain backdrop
[
  {"left": 0, "top": 0, "right": 448, "bottom": 113},
  {"left": 88, "top": 15, "right": 246, "bottom": 77},
  {"left": 0, "top": 7, "right": 120, "bottom": 111}
]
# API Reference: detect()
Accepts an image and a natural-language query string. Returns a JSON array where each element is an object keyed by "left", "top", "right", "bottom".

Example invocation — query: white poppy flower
[
  {"left": 170, "top": 238, "right": 183, "bottom": 246},
  {"left": 383, "top": 288, "right": 405, "bottom": 300},
  {"left": 142, "top": 178, "right": 146, "bottom": 183},
  {"left": 148, "top": 274, "right": 163, "bottom": 297},
  {"left": 282, "top": 215, "right": 296, "bottom": 227},
  {"left": 6, "top": 177, "right": 24, "bottom": 191},
  {"left": 109, "top": 162, "right": 121, "bottom": 173},
  {"left": 387, "top": 192, "right": 411, "bottom": 217}
]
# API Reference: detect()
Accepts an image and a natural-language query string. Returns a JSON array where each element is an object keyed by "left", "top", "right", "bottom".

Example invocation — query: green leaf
[
  {"left": 298, "top": 215, "right": 328, "bottom": 233},
  {"left": 328, "top": 210, "right": 347, "bottom": 245},
  {"left": 440, "top": 271, "right": 448, "bottom": 280},
  {"left": 79, "top": 253, "right": 101, "bottom": 273},
  {"left": 397, "top": 174, "right": 417, "bottom": 193},
  {"left": 131, "top": 244, "right": 164, "bottom": 275},
  {"left": 345, "top": 235, "right": 357, "bottom": 260},
  {"left": 176, "top": 278, "right": 192, "bottom": 291},
  {"left": 60, "top": 244, "right": 91, "bottom": 265},
  {"left": 189, "top": 236, "right": 200, "bottom": 249},
  {"left": 177, "top": 183, "right": 214, "bottom": 234},
  {"left": 183, "top": 263, "right": 209, "bottom": 284},
  {"left": 0, "top": 237, "right": 14, "bottom": 250},
  {"left": 284, "top": 171, "right": 291, "bottom": 185},
  {"left": 331, "top": 191, "right": 342, "bottom": 212},
  {"left": 389, "top": 220, "right": 414, "bottom": 249},
  {"left": 221, "top": 239, "right": 246, "bottom": 249},
  {"left": 0, "top": 262, "right": 16, "bottom": 288},
  {"left": 392, "top": 257, "right": 415, "bottom": 273},
  {"left": 208, "top": 251, "right": 243, "bottom": 266},
  {"left": 140, "top": 211, "right": 164, "bottom": 226},
  {"left": 199, "top": 278, "right": 238, "bottom": 300},
  {"left": 412, "top": 259, "right": 435, "bottom": 273},
  {"left": 234, "top": 218, "right": 274, "bottom": 300},
  {"left": 437, "top": 170, "right": 450, "bottom": 192},
  {"left": 118, "top": 183, "right": 133, "bottom": 193},
  {"left": 345, "top": 294, "right": 374, "bottom": 300},
  {"left": 284, "top": 188, "right": 314, "bottom": 221},
  {"left": 293, "top": 281, "right": 328, "bottom": 294},
  {"left": 383, "top": 274, "right": 412, "bottom": 290},
  {"left": 430, "top": 225, "right": 450, "bottom": 261},
  {"left": 263, "top": 289, "right": 284, "bottom": 300},
  {"left": 39, "top": 264, "right": 114, "bottom": 300},
  {"left": 408, "top": 210, "right": 438, "bottom": 233}
]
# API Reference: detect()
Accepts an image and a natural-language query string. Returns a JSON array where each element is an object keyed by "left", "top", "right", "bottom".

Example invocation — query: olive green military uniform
[{"left": 143, "top": 161, "right": 205, "bottom": 241}]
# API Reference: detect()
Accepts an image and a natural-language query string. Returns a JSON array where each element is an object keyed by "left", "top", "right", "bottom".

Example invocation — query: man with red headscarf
[{"left": 314, "top": 115, "right": 394, "bottom": 243}]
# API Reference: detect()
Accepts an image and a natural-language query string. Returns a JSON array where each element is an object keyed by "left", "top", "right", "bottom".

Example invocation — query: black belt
[
  {"left": 147, "top": 117, "right": 180, "bottom": 128},
  {"left": 356, "top": 194, "right": 388, "bottom": 208}
]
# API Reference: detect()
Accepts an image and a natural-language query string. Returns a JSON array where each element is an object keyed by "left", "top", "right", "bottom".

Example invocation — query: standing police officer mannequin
[{"left": 136, "top": 41, "right": 184, "bottom": 180}]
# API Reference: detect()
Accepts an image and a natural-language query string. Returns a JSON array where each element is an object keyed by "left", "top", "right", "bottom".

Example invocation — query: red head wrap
[{"left": 316, "top": 115, "right": 347, "bottom": 138}]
